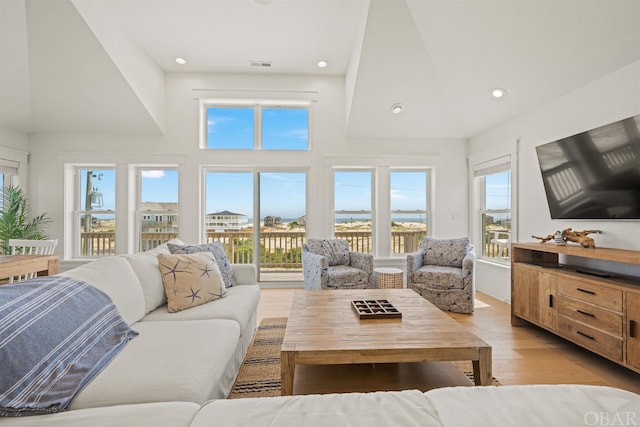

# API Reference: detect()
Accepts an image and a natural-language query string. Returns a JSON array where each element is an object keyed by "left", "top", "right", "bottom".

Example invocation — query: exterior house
[
  {"left": 140, "top": 202, "right": 178, "bottom": 233},
  {"left": 263, "top": 216, "right": 282, "bottom": 227},
  {"left": 205, "top": 211, "right": 249, "bottom": 231}
]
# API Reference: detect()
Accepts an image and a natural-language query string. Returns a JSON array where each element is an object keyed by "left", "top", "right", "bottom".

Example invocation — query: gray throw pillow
[{"left": 167, "top": 242, "right": 237, "bottom": 288}]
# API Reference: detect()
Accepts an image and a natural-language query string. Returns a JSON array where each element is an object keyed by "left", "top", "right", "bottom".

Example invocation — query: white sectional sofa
[
  {"left": 6, "top": 385, "right": 640, "bottom": 426},
  {"left": 52, "top": 241, "right": 261, "bottom": 410}
]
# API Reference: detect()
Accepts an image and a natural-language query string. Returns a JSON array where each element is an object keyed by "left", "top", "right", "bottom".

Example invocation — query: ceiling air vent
[{"left": 249, "top": 61, "right": 272, "bottom": 68}]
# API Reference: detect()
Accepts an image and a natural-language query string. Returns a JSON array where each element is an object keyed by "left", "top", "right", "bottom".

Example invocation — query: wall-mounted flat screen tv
[{"left": 535, "top": 115, "right": 640, "bottom": 219}]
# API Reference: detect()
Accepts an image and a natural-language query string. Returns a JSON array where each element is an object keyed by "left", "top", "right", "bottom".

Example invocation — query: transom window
[{"left": 200, "top": 100, "right": 310, "bottom": 150}]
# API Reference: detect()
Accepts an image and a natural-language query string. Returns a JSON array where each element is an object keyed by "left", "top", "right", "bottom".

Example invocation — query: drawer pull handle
[
  {"left": 631, "top": 320, "right": 637, "bottom": 338},
  {"left": 577, "top": 331, "right": 595, "bottom": 340},
  {"left": 549, "top": 295, "right": 554, "bottom": 308},
  {"left": 576, "top": 288, "right": 596, "bottom": 295},
  {"left": 577, "top": 309, "right": 595, "bottom": 318}
]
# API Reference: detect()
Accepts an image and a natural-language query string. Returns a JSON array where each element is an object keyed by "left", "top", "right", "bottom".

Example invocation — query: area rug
[{"left": 228, "top": 317, "right": 500, "bottom": 399}]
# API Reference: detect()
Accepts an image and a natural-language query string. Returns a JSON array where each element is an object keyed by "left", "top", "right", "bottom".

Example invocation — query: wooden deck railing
[
  {"left": 79, "top": 230, "right": 429, "bottom": 264},
  {"left": 80, "top": 229, "right": 510, "bottom": 262}
]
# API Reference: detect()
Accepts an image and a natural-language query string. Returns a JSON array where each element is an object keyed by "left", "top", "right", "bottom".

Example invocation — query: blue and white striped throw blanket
[{"left": 0, "top": 276, "right": 138, "bottom": 416}]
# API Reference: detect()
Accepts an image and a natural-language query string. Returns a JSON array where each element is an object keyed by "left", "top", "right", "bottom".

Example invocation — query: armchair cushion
[
  {"left": 422, "top": 238, "right": 469, "bottom": 268},
  {"left": 414, "top": 265, "right": 464, "bottom": 290},
  {"left": 305, "top": 239, "right": 350, "bottom": 266},
  {"left": 326, "top": 265, "right": 370, "bottom": 289}
]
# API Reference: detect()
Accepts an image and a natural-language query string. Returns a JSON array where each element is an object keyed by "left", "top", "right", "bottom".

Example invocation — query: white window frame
[
  {"left": 72, "top": 165, "right": 117, "bottom": 259},
  {"left": 198, "top": 99, "right": 311, "bottom": 150},
  {"left": 389, "top": 168, "right": 430, "bottom": 255},
  {"left": 469, "top": 142, "right": 518, "bottom": 265},
  {"left": 135, "top": 166, "right": 179, "bottom": 252},
  {"left": 333, "top": 168, "right": 375, "bottom": 253}
]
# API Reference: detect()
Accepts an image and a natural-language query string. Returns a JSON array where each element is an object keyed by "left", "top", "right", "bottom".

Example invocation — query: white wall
[
  {"left": 26, "top": 73, "right": 469, "bottom": 265},
  {"left": 469, "top": 60, "right": 640, "bottom": 302}
]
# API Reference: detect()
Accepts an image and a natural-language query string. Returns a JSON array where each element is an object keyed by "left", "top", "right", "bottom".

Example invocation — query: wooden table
[
  {"left": 281, "top": 289, "right": 492, "bottom": 395},
  {"left": 0, "top": 255, "right": 59, "bottom": 284}
]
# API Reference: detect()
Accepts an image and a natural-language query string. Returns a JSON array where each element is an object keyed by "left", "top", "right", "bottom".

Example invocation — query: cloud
[
  {"left": 207, "top": 116, "right": 234, "bottom": 129},
  {"left": 391, "top": 189, "right": 405, "bottom": 200},
  {"left": 284, "top": 128, "right": 308, "bottom": 140},
  {"left": 141, "top": 170, "right": 165, "bottom": 179}
]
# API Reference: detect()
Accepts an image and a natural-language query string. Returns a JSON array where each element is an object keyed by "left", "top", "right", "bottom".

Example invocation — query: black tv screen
[{"left": 535, "top": 115, "right": 640, "bottom": 219}]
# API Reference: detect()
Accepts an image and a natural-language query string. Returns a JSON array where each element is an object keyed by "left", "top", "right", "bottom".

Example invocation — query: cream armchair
[
  {"left": 406, "top": 237, "right": 475, "bottom": 313},
  {"left": 302, "top": 238, "right": 374, "bottom": 290}
]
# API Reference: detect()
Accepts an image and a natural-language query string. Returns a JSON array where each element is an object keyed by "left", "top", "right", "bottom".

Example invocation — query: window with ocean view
[
  {"left": 259, "top": 172, "right": 306, "bottom": 281},
  {"left": 203, "top": 170, "right": 306, "bottom": 282},
  {"left": 138, "top": 168, "right": 178, "bottom": 252},
  {"left": 474, "top": 158, "right": 512, "bottom": 261},
  {"left": 390, "top": 170, "right": 428, "bottom": 254},
  {"left": 334, "top": 170, "right": 373, "bottom": 253},
  {"left": 77, "top": 168, "right": 116, "bottom": 258}
]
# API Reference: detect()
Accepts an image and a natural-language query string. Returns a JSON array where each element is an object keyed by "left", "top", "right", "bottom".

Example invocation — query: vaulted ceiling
[{"left": 1, "top": 0, "right": 639, "bottom": 138}]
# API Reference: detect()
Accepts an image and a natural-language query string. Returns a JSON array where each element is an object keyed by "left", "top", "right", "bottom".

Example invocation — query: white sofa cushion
[
  {"left": 69, "top": 319, "right": 241, "bottom": 410},
  {"left": 2, "top": 402, "right": 199, "bottom": 427},
  {"left": 123, "top": 245, "right": 171, "bottom": 314},
  {"left": 424, "top": 384, "right": 640, "bottom": 427},
  {"left": 59, "top": 256, "right": 145, "bottom": 325},
  {"left": 191, "top": 390, "right": 442, "bottom": 427},
  {"left": 142, "top": 284, "right": 259, "bottom": 331}
]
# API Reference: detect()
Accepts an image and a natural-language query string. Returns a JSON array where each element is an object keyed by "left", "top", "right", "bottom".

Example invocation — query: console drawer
[
  {"left": 558, "top": 316, "right": 622, "bottom": 362},
  {"left": 557, "top": 278, "right": 622, "bottom": 311},
  {"left": 558, "top": 296, "right": 623, "bottom": 336}
]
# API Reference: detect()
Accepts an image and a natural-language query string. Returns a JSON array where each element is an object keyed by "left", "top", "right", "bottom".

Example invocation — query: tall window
[
  {"left": 474, "top": 159, "right": 512, "bottom": 261},
  {"left": 77, "top": 168, "right": 116, "bottom": 258},
  {"left": 390, "top": 170, "right": 428, "bottom": 254},
  {"left": 259, "top": 172, "right": 306, "bottom": 281},
  {"left": 201, "top": 101, "right": 310, "bottom": 150},
  {"left": 138, "top": 168, "right": 178, "bottom": 251},
  {"left": 0, "top": 159, "right": 19, "bottom": 204},
  {"left": 334, "top": 170, "right": 373, "bottom": 253},
  {"left": 204, "top": 170, "right": 306, "bottom": 282},
  {"left": 204, "top": 171, "right": 254, "bottom": 264}
]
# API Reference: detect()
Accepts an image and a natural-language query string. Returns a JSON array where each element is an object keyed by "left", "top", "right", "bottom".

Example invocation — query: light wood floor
[{"left": 257, "top": 288, "right": 640, "bottom": 395}]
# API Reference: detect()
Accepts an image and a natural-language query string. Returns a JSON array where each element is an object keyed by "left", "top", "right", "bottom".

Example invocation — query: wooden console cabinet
[{"left": 511, "top": 242, "right": 640, "bottom": 374}]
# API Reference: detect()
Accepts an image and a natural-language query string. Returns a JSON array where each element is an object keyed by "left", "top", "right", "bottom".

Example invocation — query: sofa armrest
[{"left": 231, "top": 264, "right": 257, "bottom": 285}]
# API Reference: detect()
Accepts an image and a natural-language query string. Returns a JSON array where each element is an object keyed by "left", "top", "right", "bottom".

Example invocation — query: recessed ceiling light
[
  {"left": 175, "top": 57, "right": 187, "bottom": 65},
  {"left": 491, "top": 88, "right": 506, "bottom": 98},
  {"left": 317, "top": 60, "right": 328, "bottom": 68},
  {"left": 391, "top": 103, "right": 404, "bottom": 114}
]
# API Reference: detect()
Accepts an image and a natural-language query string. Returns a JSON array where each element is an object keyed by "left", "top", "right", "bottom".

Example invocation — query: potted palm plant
[{"left": 0, "top": 185, "right": 52, "bottom": 255}]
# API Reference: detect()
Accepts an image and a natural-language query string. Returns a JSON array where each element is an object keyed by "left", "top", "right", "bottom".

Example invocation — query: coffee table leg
[
  {"left": 281, "top": 350, "right": 295, "bottom": 395},
  {"left": 472, "top": 346, "right": 492, "bottom": 386}
]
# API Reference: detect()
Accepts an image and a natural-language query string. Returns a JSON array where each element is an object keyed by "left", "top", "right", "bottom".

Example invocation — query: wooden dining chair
[{"left": 8, "top": 239, "right": 58, "bottom": 283}]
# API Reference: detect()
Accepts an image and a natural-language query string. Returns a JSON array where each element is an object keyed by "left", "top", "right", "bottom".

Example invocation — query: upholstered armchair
[
  {"left": 302, "top": 239, "right": 374, "bottom": 290},
  {"left": 406, "top": 237, "right": 475, "bottom": 313}
]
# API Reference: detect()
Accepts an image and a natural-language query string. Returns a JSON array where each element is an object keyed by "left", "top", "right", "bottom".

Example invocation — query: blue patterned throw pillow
[{"left": 167, "top": 242, "right": 237, "bottom": 288}]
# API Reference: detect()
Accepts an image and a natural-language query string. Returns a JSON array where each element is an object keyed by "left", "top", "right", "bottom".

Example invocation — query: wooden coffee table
[{"left": 280, "top": 289, "right": 492, "bottom": 395}]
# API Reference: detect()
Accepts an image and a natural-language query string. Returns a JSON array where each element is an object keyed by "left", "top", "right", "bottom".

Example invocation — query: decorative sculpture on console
[{"left": 532, "top": 228, "right": 602, "bottom": 248}]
